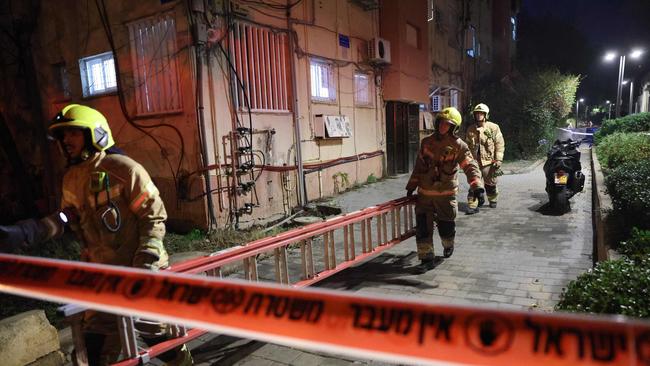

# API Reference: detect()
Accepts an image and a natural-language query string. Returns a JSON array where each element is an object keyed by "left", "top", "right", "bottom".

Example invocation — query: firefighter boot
[
  {"left": 439, "top": 221, "right": 456, "bottom": 258},
  {"left": 486, "top": 185, "right": 498, "bottom": 208},
  {"left": 414, "top": 256, "right": 436, "bottom": 275}
]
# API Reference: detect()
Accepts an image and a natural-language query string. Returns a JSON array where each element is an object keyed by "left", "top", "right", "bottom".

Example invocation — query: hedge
[
  {"left": 555, "top": 257, "right": 650, "bottom": 318},
  {"left": 618, "top": 228, "right": 650, "bottom": 263},
  {"left": 595, "top": 112, "right": 650, "bottom": 141},
  {"left": 596, "top": 132, "right": 650, "bottom": 169},
  {"left": 472, "top": 69, "right": 579, "bottom": 160},
  {"left": 605, "top": 159, "right": 650, "bottom": 231}
]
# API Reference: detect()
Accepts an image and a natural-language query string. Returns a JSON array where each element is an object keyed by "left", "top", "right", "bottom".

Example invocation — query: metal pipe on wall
[
  {"left": 193, "top": 16, "right": 217, "bottom": 229},
  {"left": 288, "top": 5, "right": 307, "bottom": 206}
]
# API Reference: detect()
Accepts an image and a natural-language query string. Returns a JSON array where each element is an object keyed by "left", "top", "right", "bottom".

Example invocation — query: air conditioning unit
[
  {"left": 313, "top": 115, "right": 351, "bottom": 139},
  {"left": 367, "top": 38, "right": 391, "bottom": 65}
]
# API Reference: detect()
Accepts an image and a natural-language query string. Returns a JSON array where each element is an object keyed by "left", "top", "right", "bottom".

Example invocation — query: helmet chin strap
[{"left": 60, "top": 142, "right": 96, "bottom": 166}]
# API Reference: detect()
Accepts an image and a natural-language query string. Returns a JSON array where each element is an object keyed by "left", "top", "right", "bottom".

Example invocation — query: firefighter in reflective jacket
[
  {"left": 465, "top": 103, "right": 505, "bottom": 213},
  {"left": 406, "top": 107, "right": 484, "bottom": 274},
  {"left": 0, "top": 104, "right": 192, "bottom": 366}
]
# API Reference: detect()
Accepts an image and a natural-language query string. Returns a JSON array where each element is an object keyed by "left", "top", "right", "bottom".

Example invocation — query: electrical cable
[{"left": 240, "top": 0, "right": 303, "bottom": 10}]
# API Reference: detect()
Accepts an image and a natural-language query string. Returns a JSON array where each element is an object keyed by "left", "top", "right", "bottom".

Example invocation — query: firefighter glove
[{"left": 132, "top": 250, "right": 161, "bottom": 271}]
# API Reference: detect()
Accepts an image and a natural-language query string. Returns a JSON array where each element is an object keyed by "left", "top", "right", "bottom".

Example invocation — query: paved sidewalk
[{"left": 189, "top": 152, "right": 593, "bottom": 365}]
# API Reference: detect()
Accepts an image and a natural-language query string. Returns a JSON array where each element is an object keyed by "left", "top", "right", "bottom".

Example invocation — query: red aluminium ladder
[{"left": 59, "top": 196, "right": 417, "bottom": 365}]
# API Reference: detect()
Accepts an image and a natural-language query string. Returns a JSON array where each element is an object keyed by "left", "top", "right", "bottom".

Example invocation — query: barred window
[
  {"left": 79, "top": 52, "right": 117, "bottom": 97},
  {"left": 229, "top": 21, "right": 290, "bottom": 112},
  {"left": 128, "top": 13, "right": 182, "bottom": 115}
]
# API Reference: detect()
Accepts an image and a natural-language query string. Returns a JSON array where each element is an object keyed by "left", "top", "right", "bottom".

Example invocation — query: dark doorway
[{"left": 386, "top": 101, "right": 420, "bottom": 175}]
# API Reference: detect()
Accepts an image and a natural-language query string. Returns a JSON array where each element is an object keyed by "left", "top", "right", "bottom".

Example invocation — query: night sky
[{"left": 519, "top": 0, "right": 650, "bottom": 110}]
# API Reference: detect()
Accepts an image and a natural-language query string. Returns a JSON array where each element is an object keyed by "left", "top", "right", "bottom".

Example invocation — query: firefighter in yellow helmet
[
  {"left": 405, "top": 107, "right": 484, "bottom": 274},
  {"left": 0, "top": 104, "right": 192, "bottom": 365},
  {"left": 465, "top": 103, "right": 505, "bottom": 213}
]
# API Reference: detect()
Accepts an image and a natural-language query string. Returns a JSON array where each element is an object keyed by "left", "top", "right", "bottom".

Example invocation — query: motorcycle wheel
[{"left": 552, "top": 189, "right": 569, "bottom": 213}]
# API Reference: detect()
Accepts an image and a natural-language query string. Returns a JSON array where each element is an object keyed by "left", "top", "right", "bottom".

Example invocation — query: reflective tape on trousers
[{"left": 0, "top": 254, "right": 649, "bottom": 366}]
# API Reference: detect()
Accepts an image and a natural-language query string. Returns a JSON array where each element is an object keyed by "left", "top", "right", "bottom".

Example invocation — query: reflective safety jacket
[
  {"left": 60, "top": 151, "right": 169, "bottom": 268},
  {"left": 465, "top": 121, "right": 505, "bottom": 167},
  {"left": 406, "top": 133, "right": 483, "bottom": 196}
]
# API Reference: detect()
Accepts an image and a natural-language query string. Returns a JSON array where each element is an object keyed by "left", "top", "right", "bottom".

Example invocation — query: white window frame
[
  {"left": 450, "top": 90, "right": 459, "bottom": 109},
  {"left": 310, "top": 59, "right": 337, "bottom": 103},
  {"left": 354, "top": 72, "right": 373, "bottom": 107},
  {"left": 466, "top": 25, "right": 476, "bottom": 58},
  {"left": 79, "top": 52, "right": 117, "bottom": 97},
  {"left": 128, "top": 13, "right": 182, "bottom": 116}
]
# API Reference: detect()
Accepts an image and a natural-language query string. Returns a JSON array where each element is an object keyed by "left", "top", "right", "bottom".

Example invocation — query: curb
[{"left": 591, "top": 148, "right": 616, "bottom": 264}]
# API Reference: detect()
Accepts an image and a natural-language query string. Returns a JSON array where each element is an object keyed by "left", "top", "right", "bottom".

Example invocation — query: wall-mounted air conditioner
[
  {"left": 367, "top": 38, "right": 391, "bottom": 65},
  {"left": 313, "top": 115, "right": 352, "bottom": 139}
]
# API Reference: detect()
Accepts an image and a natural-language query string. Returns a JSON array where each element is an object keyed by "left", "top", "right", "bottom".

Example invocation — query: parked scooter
[{"left": 543, "top": 139, "right": 585, "bottom": 213}]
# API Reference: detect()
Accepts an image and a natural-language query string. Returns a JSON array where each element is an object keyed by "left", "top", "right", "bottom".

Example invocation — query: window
[
  {"left": 310, "top": 59, "right": 336, "bottom": 103},
  {"left": 511, "top": 16, "right": 517, "bottom": 41},
  {"left": 450, "top": 90, "right": 459, "bottom": 108},
  {"left": 406, "top": 23, "right": 419, "bottom": 49},
  {"left": 466, "top": 25, "right": 476, "bottom": 58},
  {"left": 128, "top": 13, "right": 182, "bottom": 115},
  {"left": 229, "top": 21, "right": 290, "bottom": 111},
  {"left": 431, "top": 95, "right": 441, "bottom": 111},
  {"left": 354, "top": 72, "right": 373, "bottom": 107},
  {"left": 79, "top": 52, "right": 117, "bottom": 97}
]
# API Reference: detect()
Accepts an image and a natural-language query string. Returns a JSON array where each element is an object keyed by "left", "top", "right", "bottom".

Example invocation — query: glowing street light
[
  {"left": 605, "top": 100, "right": 612, "bottom": 119},
  {"left": 604, "top": 52, "right": 617, "bottom": 62},
  {"left": 576, "top": 98, "right": 584, "bottom": 122},
  {"left": 603, "top": 48, "right": 645, "bottom": 117}
]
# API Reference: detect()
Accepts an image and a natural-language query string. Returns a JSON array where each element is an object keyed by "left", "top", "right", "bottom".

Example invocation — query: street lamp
[
  {"left": 603, "top": 48, "right": 644, "bottom": 118},
  {"left": 605, "top": 100, "right": 612, "bottom": 119},
  {"left": 576, "top": 98, "right": 584, "bottom": 123},
  {"left": 622, "top": 80, "right": 635, "bottom": 115}
]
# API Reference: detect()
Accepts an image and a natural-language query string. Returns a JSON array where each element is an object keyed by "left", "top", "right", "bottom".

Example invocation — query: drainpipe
[
  {"left": 288, "top": 5, "right": 307, "bottom": 206},
  {"left": 194, "top": 20, "right": 217, "bottom": 229}
]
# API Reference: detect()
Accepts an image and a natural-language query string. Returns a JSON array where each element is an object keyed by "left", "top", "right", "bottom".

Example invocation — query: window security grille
[
  {"left": 229, "top": 21, "right": 290, "bottom": 112},
  {"left": 128, "top": 13, "right": 182, "bottom": 115}
]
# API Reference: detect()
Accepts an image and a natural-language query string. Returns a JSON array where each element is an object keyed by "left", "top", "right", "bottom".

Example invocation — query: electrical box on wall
[
  {"left": 313, "top": 115, "right": 352, "bottom": 139},
  {"left": 367, "top": 38, "right": 391, "bottom": 65}
]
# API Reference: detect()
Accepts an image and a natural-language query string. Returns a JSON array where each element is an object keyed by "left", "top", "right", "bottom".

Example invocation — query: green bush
[
  {"left": 595, "top": 112, "right": 650, "bottom": 142},
  {"left": 555, "top": 257, "right": 650, "bottom": 318},
  {"left": 596, "top": 132, "right": 650, "bottom": 169},
  {"left": 618, "top": 228, "right": 650, "bottom": 262},
  {"left": 605, "top": 159, "right": 650, "bottom": 231},
  {"left": 472, "top": 69, "right": 580, "bottom": 160}
]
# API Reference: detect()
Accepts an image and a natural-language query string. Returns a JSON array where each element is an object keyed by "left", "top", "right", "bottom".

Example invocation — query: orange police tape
[{"left": 0, "top": 253, "right": 649, "bottom": 366}]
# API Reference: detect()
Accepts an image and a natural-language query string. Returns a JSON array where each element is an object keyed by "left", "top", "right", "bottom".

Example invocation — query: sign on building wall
[{"left": 338, "top": 34, "right": 350, "bottom": 48}]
